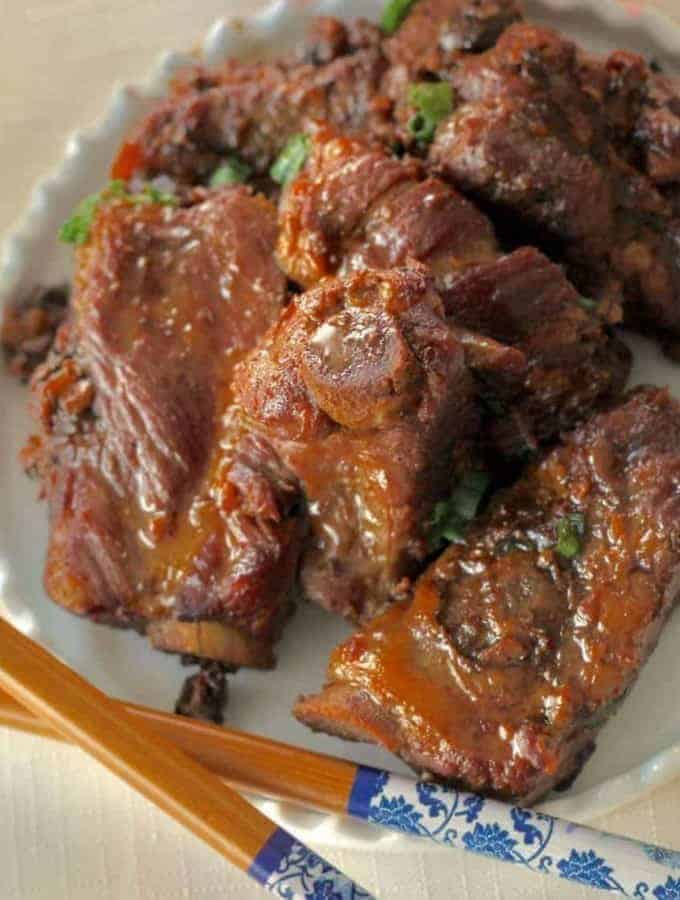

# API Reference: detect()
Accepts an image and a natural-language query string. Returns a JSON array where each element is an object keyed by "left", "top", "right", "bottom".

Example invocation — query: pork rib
[
  {"left": 29, "top": 187, "right": 303, "bottom": 667},
  {"left": 296, "top": 388, "right": 680, "bottom": 801}
]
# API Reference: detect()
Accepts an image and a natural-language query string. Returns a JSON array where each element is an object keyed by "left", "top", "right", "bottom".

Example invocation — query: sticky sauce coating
[
  {"left": 297, "top": 388, "right": 680, "bottom": 801},
  {"left": 31, "top": 188, "right": 304, "bottom": 666}
]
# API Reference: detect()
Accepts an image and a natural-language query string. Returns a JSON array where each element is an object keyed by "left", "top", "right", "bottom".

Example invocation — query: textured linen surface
[{"left": 1, "top": 1, "right": 679, "bottom": 897}]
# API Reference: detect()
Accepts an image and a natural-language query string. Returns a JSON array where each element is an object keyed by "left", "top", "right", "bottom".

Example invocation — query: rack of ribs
[
  {"left": 296, "top": 387, "right": 680, "bottom": 803},
  {"left": 26, "top": 187, "right": 305, "bottom": 668}
]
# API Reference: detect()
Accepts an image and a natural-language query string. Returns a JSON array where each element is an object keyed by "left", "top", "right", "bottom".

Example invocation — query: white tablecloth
[
  {"left": 2, "top": 724, "right": 680, "bottom": 900},
  {"left": 2, "top": 2, "right": 679, "bottom": 897}
]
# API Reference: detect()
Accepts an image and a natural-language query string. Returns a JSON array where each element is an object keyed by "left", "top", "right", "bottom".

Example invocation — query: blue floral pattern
[
  {"left": 346, "top": 765, "right": 680, "bottom": 897},
  {"left": 653, "top": 877, "right": 680, "bottom": 899},
  {"left": 250, "top": 829, "right": 373, "bottom": 899},
  {"left": 557, "top": 850, "right": 623, "bottom": 891},
  {"left": 369, "top": 795, "right": 425, "bottom": 832},
  {"left": 462, "top": 823, "right": 518, "bottom": 861}
]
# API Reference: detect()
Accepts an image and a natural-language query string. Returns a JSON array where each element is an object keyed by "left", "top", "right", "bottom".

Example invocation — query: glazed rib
[
  {"left": 111, "top": 19, "right": 394, "bottom": 186},
  {"left": 425, "top": 23, "right": 680, "bottom": 340},
  {"left": 28, "top": 187, "right": 304, "bottom": 667},
  {"left": 296, "top": 388, "right": 680, "bottom": 802},
  {"left": 232, "top": 267, "right": 480, "bottom": 621},
  {"left": 111, "top": 4, "right": 680, "bottom": 347}
]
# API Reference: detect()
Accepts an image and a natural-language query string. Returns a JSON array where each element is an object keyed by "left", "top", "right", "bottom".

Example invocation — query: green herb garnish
[
  {"left": 138, "top": 184, "right": 178, "bottom": 207},
  {"left": 58, "top": 192, "right": 103, "bottom": 246},
  {"left": 381, "top": 0, "right": 417, "bottom": 34},
  {"left": 429, "top": 470, "right": 490, "bottom": 550},
  {"left": 555, "top": 513, "right": 585, "bottom": 559},
  {"left": 59, "top": 180, "right": 177, "bottom": 245},
  {"left": 578, "top": 296, "right": 598, "bottom": 312},
  {"left": 270, "top": 134, "right": 311, "bottom": 186},
  {"left": 107, "top": 179, "right": 128, "bottom": 198},
  {"left": 210, "top": 155, "right": 252, "bottom": 187},
  {"left": 451, "top": 470, "right": 491, "bottom": 521},
  {"left": 408, "top": 81, "right": 454, "bottom": 143},
  {"left": 429, "top": 501, "right": 466, "bottom": 546},
  {"left": 59, "top": 180, "right": 131, "bottom": 244}
]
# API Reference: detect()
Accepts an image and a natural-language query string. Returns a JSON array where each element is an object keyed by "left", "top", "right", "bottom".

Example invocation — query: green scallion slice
[
  {"left": 270, "top": 134, "right": 311, "bottom": 186},
  {"left": 59, "top": 180, "right": 177, "bottom": 246},
  {"left": 555, "top": 513, "right": 585, "bottom": 559},
  {"left": 58, "top": 193, "right": 103, "bottom": 245},
  {"left": 381, "top": 0, "right": 417, "bottom": 35},
  {"left": 408, "top": 112, "right": 438, "bottom": 144},
  {"left": 428, "top": 469, "right": 491, "bottom": 550},
  {"left": 107, "top": 180, "right": 128, "bottom": 198},
  {"left": 407, "top": 81, "right": 454, "bottom": 144},
  {"left": 210, "top": 155, "right": 252, "bottom": 187},
  {"left": 429, "top": 501, "right": 466, "bottom": 547},
  {"left": 450, "top": 470, "right": 491, "bottom": 522},
  {"left": 138, "top": 184, "right": 178, "bottom": 207}
]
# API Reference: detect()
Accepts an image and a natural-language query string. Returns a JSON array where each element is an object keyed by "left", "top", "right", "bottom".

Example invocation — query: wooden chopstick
[
  {"left": 0, "top": 683, "right": 354, "bottom": 813},
  {"left": 0, "top": 617, "right": 371, "bottom": 899},
  {"left": 4, "top": 672, "right": 680, "bottom": 898}
]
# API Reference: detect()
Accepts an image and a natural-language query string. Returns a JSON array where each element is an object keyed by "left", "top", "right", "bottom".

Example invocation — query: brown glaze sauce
[
  {"left": 233, "top": 267, "right": 479, "bottom": 621},
  {"left": 322, "top": 390, "right": 680, "bottom": 788},
  {"left": 276, "top": 124, "right": 498, "bottom": 294},
  {"left": 43, "top": 189, "right": 290, "bottom": 637}
]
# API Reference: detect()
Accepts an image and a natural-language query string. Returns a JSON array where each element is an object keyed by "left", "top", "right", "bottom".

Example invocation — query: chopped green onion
[
  {"left": 270, "top": 134, "right": 311, "bottom": 186},
  {"left": 59, "top": 180, "right": 129, "bottom": 245},
  {"left": 59, "top": 180, "right": 177, "bottom": 245},
  {"left": 428, "top": 469, "right": 490, "bottom": 550},
  {"left": 409, "top": 82, "right": 455, "bottom": 122},
  {"left": 381, "top": 0, "right": 417, "bottom": 35},
  {"left": 555, "top": 513, "right": 585, "bottom": 559},
  {"left": 451, "top": 470, "right": 491, "bottom": 521},
  {"left": 408, "top": 112, "right": 438, "bottom": 144},
  {"left": 429, "top": 501, "right": 466, "bottom": 547},
  {"left": 58, "top": 192, "right": 103, "bottom": 245},
  {"left": 137, "top": 184, "right": 178, "bottom": 207},
  {"left": 210, "top": 155, "right": 252, "bottom": 187},
  {"left": 107, "top": 180, "right": 128, "bottom": 198},
  {"left": 407, "top": 82, "right": 454, "bottom": 144},
  {"left": 578, "top": 296, "right": 598, "bottom": 312}
]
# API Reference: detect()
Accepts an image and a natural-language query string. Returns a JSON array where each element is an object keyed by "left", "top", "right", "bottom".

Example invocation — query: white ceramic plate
[{"left": 2, "top": 0, "right": 680, "bottom": 852}]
